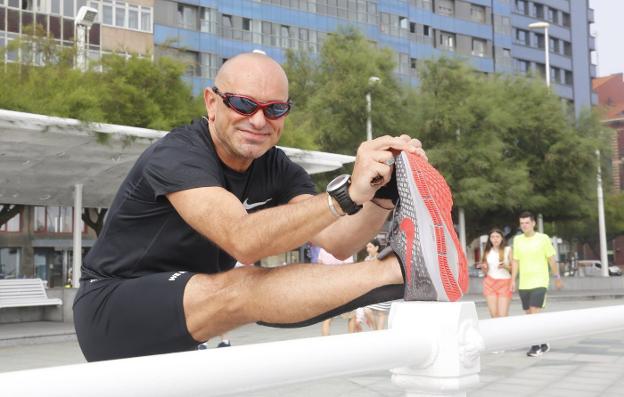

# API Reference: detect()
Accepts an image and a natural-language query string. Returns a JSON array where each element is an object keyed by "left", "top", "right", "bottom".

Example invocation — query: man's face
[
  {"left": 519, "top": 217, "right": 535, "bottom": 234},
  {"left": 205, "top": 70, "right": 288, "bottom": 170}
]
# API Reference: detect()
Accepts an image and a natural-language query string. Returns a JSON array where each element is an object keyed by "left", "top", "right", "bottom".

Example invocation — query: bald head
[{"left": 214, "top": 53, "right": 289, "bottom": 100}]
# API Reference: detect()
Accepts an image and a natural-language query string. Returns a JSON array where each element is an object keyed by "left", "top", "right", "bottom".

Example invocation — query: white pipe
[
  {"left": 479, "top": 304, "right": 624, "bottom": 352},
  {"left": 0, "top": 329, "right": 434, "bottom": 397},
  {"left": 72, "top": 183, "right": 83, "bottom": 288}
]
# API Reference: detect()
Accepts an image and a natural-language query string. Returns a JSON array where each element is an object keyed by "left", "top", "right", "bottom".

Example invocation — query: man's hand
[
  {"left": 554, "top": 277, "right": 564, "bottom": 290},
  {"left": 510, "top": 279, "right": 516, "bottom": 293},
  {"left": 349, "top": 135, "right": 426, "bottom": 205}
]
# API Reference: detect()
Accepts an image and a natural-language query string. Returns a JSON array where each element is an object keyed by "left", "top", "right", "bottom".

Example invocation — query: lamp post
[
  {"left": 528, "top": 21, "right": 551, "bottom": 87},
  {"left": 366, "top": 76, "right": 381, "bottom": 141},
  {"left": 75, "top": 6, "right": 98, "bottom": 72},
  {"left": 596, "top": 150, "right": 609, "bottom": 277},
  {"left": 528, "top": 21, "right": 550, "bottom": 233}
]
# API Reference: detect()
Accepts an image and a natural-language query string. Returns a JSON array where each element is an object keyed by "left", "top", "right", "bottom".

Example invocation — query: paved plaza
[{"left": 1, "top": 298, "right": 623, "bottom": 396}]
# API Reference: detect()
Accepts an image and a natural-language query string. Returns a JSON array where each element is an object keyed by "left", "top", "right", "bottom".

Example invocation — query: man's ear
[{"left": 204, "top": 87, "right": 217, "bottom": 121}]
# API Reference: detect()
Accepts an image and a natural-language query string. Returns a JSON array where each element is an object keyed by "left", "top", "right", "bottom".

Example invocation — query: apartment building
[
  {"left": 153, "top": 0, "right": 596, "bottom": 115},
  {"left": 0, "top": 0, "right": 155, "bottom": 62}
]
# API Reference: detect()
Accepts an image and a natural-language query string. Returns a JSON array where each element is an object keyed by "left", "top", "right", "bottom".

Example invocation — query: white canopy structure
[{"left": 0, "top": 109, "right": 355, "bottom": 208}]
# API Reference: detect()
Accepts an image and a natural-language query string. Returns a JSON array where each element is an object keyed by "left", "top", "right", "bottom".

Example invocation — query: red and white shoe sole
[{"left": 400, "top": 152, "right": 469, "bottom": 301}]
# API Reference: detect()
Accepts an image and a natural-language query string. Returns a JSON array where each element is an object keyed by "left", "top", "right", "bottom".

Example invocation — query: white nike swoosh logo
[{"left": 243, "top": 198, "right": 272, "bottom": 210}]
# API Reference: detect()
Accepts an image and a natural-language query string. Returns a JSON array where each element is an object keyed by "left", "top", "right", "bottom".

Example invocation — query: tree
[
  {"left": 0, "top": 27, "right": 204, "bottom": 130},
  {"left": 283, "top": 27, "right": 407, "bottom": 156},
  {"left": 0, "top": 31, "right": 204, "bottom": 229},
  {"left": 0, "top": 205, "right": 24, "bottom": 228}
]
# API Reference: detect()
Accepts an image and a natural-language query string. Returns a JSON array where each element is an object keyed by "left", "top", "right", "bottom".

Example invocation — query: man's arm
[
  {"left": 291, "top": 195, "right": 392, "bottom": 259},
  {"left": 169, "top": 187, "right": 342, "bottom": 265},
  {"left": 548, "top": 255, "right": 563, "bottom": 289},
  {"left": 510, "top": 259, "right": 518, "bottom": 292},
  {"left": 168, "top": 135, "right": 423, "bottom": 264}
]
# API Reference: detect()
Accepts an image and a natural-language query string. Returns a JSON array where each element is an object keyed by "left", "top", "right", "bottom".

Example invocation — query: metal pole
[
  {"left": 459, "top": 208, "right": 466, "bottom": 257},
  {"left": 366, "top": 91, "right": 372, "bottom": 141},
  {"left": 72, "top": 183, "right": 83, "bottom": 288},
  {"left": 538, "top": 213, "right": 544, "bottom": 233},
  {"left": 544, "top": 26, "right": 550, "bottom": 87},
  {"left": 596, "top": 150, "right": 609, "bottom": 277},
  {"left": 76, "top": 23, "right": 87, "bottom": 72}
]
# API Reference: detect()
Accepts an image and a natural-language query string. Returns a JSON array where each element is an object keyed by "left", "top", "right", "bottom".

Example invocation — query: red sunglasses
[{"left": 212, "top": 87, "right": 292, "bottom": 120}]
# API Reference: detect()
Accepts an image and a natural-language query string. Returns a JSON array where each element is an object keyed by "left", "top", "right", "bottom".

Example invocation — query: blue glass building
[{"left": 153, "top": 0, "right": 596, "bottom": 115}]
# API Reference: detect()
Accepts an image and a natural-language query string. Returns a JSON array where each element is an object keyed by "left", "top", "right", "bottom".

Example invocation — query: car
[{"left": 576, "top": 260, "right": 622, "bottom": 277}]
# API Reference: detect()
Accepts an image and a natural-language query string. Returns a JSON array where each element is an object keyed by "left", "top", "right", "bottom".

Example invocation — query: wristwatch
[{"left": 326, "top": 174, "right": 362, "bottom": 215}]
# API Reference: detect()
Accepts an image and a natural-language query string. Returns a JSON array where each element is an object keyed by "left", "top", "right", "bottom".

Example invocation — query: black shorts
[
  {"left": 518, "top": 287, "right": 547, "bottom": 310},
  {"left": 73, "top": 271, "right": 198, "bottom": 362}
]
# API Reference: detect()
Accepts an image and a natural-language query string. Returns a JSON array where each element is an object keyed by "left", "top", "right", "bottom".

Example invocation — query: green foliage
[
  {"left": 283, "top": 27, "right": 406, "bottom": 155},
  {"left": 0, "top": 29, "right": 203, "bottom": 130}
]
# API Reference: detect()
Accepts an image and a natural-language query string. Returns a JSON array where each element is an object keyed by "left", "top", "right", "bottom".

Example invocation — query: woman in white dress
[{"left": 481, "top": 228, "right": 513, "bottom": 318}]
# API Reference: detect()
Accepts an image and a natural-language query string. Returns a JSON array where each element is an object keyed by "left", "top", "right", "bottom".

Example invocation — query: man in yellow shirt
[{"left": 511, "top": 211, "right": 563, "bottom": 357}]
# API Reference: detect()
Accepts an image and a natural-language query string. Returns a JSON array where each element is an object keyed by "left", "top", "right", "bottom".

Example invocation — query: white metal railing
[{"left": 2, "top": 302, "right": 624, "bottom": 396}]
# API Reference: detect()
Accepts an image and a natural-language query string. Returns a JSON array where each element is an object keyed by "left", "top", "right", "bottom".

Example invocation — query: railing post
[{"left": 389, "top": 301, "right": 483, "bottom": 397}]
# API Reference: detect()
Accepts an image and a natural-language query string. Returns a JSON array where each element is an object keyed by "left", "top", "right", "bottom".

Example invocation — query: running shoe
[
  {"left": 540, "top": 343, "right": 550, "bottom": 353},
  {"left": 380, "top": 151, "right": 468, "bottom": 301},
  {"left": 527, "top": 345, "right": 542, "bottom": 357}
]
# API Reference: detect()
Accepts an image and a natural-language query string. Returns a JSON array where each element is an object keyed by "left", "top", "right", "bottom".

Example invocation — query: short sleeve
[
  {"left": 543, "top": 235, "right": 556, "bottom": 258},
  {"left": 272, "top": 149, "right": 317, "bottom": 204},
  {"left": 143, "top": 134, "right": 223, "bottom": 199}
]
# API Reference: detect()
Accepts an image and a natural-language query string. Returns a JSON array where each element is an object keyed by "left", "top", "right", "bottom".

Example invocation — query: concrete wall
[{"left": 469, "top": 275, "right": 624, "bottom": 294}]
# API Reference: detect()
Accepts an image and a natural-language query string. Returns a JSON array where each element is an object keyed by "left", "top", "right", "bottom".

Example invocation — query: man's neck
[{"left": 524, "top": 230, "right": 536, "bottom": 237}]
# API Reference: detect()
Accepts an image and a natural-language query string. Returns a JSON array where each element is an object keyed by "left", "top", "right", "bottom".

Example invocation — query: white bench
[{"left": 0, "top": 279, "right": 63, "bottom": 309}]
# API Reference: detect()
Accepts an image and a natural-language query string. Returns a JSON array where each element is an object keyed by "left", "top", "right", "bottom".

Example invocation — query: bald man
[{"left": 73, "top": 53, "right": 424, "bottom": 361}]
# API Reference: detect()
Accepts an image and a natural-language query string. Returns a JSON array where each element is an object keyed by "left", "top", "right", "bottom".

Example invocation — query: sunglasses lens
[
  {"left": 228, "top": 95, "right": 258, "bottom": 115},
  {"left": 265, "top": 103, "right": 290, "bottom": 119}
]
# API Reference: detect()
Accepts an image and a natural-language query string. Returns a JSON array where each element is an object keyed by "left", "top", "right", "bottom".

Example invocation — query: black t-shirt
[{"left": 82, "top": 118, "right": 316, "bottom": 279}]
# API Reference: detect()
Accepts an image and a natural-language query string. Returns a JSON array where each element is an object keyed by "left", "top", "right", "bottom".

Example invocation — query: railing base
[{"left": 389, "top": 301, "right": 483, "bottom": 397}]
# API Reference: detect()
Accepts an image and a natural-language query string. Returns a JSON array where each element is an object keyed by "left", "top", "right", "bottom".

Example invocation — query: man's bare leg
[{"left": 184, "top": 256, "right": 402, "bottom": 342}]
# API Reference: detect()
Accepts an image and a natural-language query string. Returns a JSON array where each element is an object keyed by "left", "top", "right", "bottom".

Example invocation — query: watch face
[{"left": 327, "top": 174, "right": 350, "bottom": 192}]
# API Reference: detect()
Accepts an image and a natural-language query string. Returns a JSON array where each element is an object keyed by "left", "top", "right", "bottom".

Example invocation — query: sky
[{"left": 589, "top": 0, "right": 624, "bottom": 76}]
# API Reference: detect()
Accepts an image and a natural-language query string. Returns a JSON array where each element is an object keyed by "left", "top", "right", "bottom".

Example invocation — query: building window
[
  {"left": 515, "top": 28, "right": 528, "bottom": 45},
  {"left": 535, "top": 32, "right": 544, "bottom": 49},
  {"left": 102, "top": 0, "right": 113, "bottom": 25},
  {"left": 177, "top": 4, "right": 197, "bottom": 30},
  {"left": 410, "top": 57, "right": 418, "bottom": 75},
  {"left": 423, "top": 25, "right": 431, "bottom": 36},
  {"left": 242, "top": 17, "right": 251, "bottom": 31},
  {"left": 439, "top": 31, "right": 455, "bottom": 51},
  {"left": 472, "top": 38, "right": 485, "bottom": 57},
  {"left": 562, "top": 12, "right": 570, "bottom": 27},
  {"left": 200, "top": 7, "right": 215, "bottom": 33},
  {"left": 436, "top": 0, "right": 454, "bottom": 17},
  {"left": 114, "top": 1, "right": 126, "bottom": 28},
  {"left": 533, "top": 3, "right": 544, "bottom": 18},
  {"left": 514, "top": 59, "right": 529, "bottom": 73},
  {"left": 470, "top": 4, "right": 485, "bottom": 24},
  {"left": 563, "top": 41, "right": 572, "bottom": 56},
  {"left": 515, "top": 0, "right": 526, "bottom": 15},
  {"left": 503, "top": 48, "right": 511, "bottom": 57},
  {"left": 409, "top": 22, "right": 416, "bottom": 34},
  {"left": 564, "top": 70, "right": 573, "bottom": 85},
  {"left": 0, "top": 206, "right": 21, "bottom": 232},
  {"left": 140, "top": 6, "right": 151, "bottom": 32},
  {"left": 0, "top": 247, "right": 21, "bottom": 279},
  {"left": 128, "top": 5, "right": 139, "bottom": 30},
  {"left": 547, "top": 7, "right": 557, "bottom": 24},
  {"left": 280, "top": 25, "right": 290, "bottom": 48},
  {"left": 32, "top": 206, "right": 83, "bottom": 234},
  {"left": 549, "top": 37, "right": 559, "bottom": 53}
]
